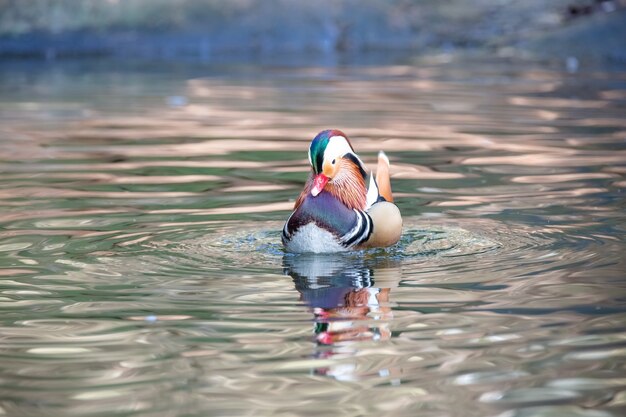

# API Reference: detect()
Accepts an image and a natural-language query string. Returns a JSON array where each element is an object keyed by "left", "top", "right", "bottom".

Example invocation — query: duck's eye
[{"left": 332, "top": 159, "right": 336, "bottom": 165}]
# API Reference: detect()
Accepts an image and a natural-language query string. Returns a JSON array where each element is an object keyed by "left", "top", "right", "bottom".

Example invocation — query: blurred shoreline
[{"left": 0, "top": 1, "right": 624, "bottom": 64}]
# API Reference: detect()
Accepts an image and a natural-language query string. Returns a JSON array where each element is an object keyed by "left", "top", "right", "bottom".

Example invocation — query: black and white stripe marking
[{"left": 340, "top": 209, "right": 373, "bottom": 247}]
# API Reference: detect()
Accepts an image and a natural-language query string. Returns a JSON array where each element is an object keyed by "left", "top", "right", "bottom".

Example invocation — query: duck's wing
[
  {"left": 361, "top": 151, "right": 402, "bottom": 248},
  {"left": 365, "top": 151, "right": 393, "bottom": 210},
  {"left": 359, "top": 201, "right": 402, "bottom": 248},
  {"left": 375, "top": 151, "right": 394, "bottom": 202}
]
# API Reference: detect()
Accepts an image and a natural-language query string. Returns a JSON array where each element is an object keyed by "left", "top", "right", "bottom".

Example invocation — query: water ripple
[{"left": 0, "top": 58, "right": 624, "bottom": 416}]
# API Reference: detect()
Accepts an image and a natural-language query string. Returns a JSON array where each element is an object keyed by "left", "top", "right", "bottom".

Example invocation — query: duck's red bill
[{"left": 311, "top": 174, "right": 329, "bottom": 196}]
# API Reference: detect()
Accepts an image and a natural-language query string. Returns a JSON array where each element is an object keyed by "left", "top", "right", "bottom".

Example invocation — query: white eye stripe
[
  {"left": 324, "top": 135, "right": 367, "bottom": 170},
  {"left": 324, "top": 135, "right": 354, "bottom": 161}
]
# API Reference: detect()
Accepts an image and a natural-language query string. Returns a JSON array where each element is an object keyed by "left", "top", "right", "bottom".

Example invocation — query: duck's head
[{"left": 308, "top": 129, "right": 367, "bottom": 197}]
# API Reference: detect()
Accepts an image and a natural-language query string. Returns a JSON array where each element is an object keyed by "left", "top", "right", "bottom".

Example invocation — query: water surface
[{"left": 0, "top": 57, "right": 625, "bottom": 417}]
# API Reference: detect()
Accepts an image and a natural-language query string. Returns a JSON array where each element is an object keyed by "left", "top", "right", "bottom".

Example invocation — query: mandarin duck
[{"left": 282, "top": 129, "right": 402, "bottom": 253}]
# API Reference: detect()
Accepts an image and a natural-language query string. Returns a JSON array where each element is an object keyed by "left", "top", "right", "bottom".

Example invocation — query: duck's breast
[
  {"left": 283, "top": 223, "right": 348, "bottom": 253},
  {"left": 283, "top": 192, "right": 362, "bottom": 253}
]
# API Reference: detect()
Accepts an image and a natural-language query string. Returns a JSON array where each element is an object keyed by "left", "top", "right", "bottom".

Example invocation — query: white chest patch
[{"left": 284, "top": 223, "right": 348, "bottom": 254}]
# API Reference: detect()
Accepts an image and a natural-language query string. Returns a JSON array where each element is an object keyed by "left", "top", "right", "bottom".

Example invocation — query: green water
[{"left": 0, "top": 57, "right": 625, "bottom": 417}]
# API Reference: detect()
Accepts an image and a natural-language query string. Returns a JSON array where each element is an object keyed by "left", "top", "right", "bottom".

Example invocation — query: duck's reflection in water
[{"left": 283, "top": 254, "right": 400, "bottom": 380}]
